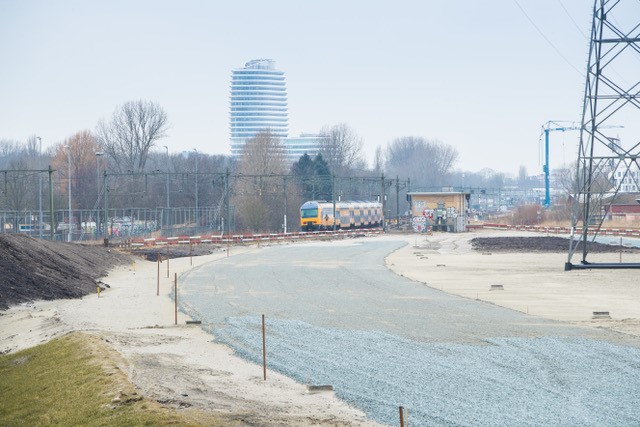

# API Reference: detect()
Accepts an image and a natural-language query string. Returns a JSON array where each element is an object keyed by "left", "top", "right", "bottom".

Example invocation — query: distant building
[
  {"left": 407, "top": 191, "right": 470, "bottom": 233},
  {"left": 229, "top": 59, "right": 322, "bottom": 163},
  {"left": 611, "top": 167, "right": 640, "bottom": 193},
  {"left": 282, "top": 134, "right": 322, "bottom": 163},
  {"left": 230, "top": 59, "right": 289, "bottom": 156}
]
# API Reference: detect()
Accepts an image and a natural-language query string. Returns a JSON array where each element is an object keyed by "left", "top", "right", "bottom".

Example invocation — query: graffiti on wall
[
  {"left": 411, "top": 204, "right": 459, "bottom": 232},
  {"left": 411, "top": 215, "right": 426, "bottom": 232}
]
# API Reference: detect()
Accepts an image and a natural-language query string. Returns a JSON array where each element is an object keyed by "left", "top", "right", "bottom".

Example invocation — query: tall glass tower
[{"left": 230, "top": 59, "right": 289, "bottom": 156}]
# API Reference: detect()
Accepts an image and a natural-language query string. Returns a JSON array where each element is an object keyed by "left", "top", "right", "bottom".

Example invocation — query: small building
[{"left": 407, "top": 191, "right": 470, "bottom": 233}]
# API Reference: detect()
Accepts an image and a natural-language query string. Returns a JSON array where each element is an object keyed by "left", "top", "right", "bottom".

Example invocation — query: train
[{"left": 299, "top": 200, "right": 383, "bottom": 231}]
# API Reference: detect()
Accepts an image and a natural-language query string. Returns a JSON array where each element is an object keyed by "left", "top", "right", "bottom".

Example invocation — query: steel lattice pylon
[{"left": 566, "top": 0, "right": 640, "bottom": 270}]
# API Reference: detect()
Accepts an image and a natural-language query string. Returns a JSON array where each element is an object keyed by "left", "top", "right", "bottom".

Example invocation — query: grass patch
[{"left": 0, "top": 332, "right": 225, "bottom": 426}]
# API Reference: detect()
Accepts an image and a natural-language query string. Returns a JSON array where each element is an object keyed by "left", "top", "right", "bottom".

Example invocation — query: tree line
[{"left": 1, "top": 98, "right": 525, "bottom": 235}]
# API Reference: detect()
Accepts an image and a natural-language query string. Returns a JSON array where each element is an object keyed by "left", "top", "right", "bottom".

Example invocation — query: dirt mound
[
  {"left": 0, "top": 234, "right": 132, "bottom": 310},
  {"left": 470, "top": 236, "right": 639, "bottom": 253},
  {"left": 133, "top": 245, "right": 220, "bottom": 262}
]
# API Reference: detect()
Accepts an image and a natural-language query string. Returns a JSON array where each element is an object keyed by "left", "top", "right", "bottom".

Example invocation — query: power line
[
  {"left": 557, "top": 0, "right": 588, "bottom": 38},
  {"left": 557, "top": 0, "right": 632, "bottom": 86},
  {"left": 512, "top": 0, "right": 585, "bottom": 77}
]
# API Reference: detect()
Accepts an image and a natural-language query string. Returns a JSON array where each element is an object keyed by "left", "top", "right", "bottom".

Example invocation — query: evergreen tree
[
  {"left": 290, "top": 152, "right": 333, "bottom": 201},
  {"left": 313, "top": 153, "right": 332, "bottom": 200}
]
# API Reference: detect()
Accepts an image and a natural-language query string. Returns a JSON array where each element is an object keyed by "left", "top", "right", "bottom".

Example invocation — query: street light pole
[
  {"left": 163, "top": 146, "right": 170, "bottom": 231},
  {"left": 163, "top": 146, "right": 170, "bottom": 209},
  {"left": 64, "top": 145, "right": 72, "bottom": 242},
  {"left": 193, "top": 149, "right": 198, "bottom": 227},
  {"left": 37, "top": 137, "right": 43, "bottom": 239},
  {"left": 95, "top": 152, "right": 104, "bottom": 194},
  {"left": 95, "top": 152, "right": 104, "bottom": 239}
]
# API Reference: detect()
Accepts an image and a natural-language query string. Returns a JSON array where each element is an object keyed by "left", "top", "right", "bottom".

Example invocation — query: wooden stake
[
  {"left": 620, "top": 236, "right": 623, "bottom": 263},
  {"left": 262, "top": 314, "right": 267, "bottom": 381},
  {"left": 174, "top": 272, "right": 178, "bottom": 325},
  {"left": 399, "top": 406, "right": 405, "bottom": 427},
  {"left": 156, "top": 254, "right": 160, "bottom": 296},
  {"left": 190, "top": 240, "right": 193, "bottom": 266},
  {"left": 166, "top": 252, "right": 170, "bottom": 278}
]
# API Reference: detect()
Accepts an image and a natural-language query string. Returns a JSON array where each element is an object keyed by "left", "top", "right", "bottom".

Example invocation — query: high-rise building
[{"left": 229, "top": 59, "right": 289, "bottom": 156}]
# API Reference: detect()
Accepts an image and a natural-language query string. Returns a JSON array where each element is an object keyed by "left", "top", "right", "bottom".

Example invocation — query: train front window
[{"left": 301, "top": 208, "right": 318, "bottom": 218}]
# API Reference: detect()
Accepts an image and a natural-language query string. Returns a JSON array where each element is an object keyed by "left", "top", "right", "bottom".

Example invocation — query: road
[
  {"left": 180, "top": 238, "right": 609, "bottom": 343},
  {"left": 180, "top": 237, "right": 640, "bottom": 426}
]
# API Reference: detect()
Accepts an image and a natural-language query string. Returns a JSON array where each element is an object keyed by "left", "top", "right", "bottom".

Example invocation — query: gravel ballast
[{"left": 215, "top": 316, "right": 640, "bottom": 426}]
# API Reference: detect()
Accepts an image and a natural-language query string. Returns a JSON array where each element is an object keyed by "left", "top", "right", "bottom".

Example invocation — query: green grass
[{"left": 0, "top": 332, "right": 224, "bottom": 426}]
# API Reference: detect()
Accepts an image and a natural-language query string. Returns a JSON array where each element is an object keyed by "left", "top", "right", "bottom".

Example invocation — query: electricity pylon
[{"left": 566, "top": 0, "right": 640, "bottom": 270}]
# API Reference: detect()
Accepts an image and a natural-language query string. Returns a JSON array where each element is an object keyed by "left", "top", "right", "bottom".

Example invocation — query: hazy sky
[{"left": 1, "top": 1, "right": 635, "bottom": 176}]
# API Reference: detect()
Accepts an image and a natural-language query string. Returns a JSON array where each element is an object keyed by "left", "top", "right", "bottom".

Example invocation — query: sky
[{"left": 1, "top": 0, "right": 637, "bottom": 177}]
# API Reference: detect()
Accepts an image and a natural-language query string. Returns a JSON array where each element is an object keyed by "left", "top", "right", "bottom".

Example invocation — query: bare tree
[
  {"left": 3, "top": 158, "right": 31, "bottom": 214},
  {"left": 0, "top": 137, "right": 48, "bottom": 231},
  {"left": 384, "top": 136, "right": 458, "bottom": 188},
  {"left": 373, "top": 146, "right": 384, "bottom": 174},
  {"left": 96, "top": 100, "right": 169, "bottom": 173},
  {"left": 51, "top": 130, "right": 103, "bottom": 211},
  {"left": 234, "top": 131, "right": 287, "bottom": 232},
  {"left": 319, "top": 123, "right": 364, "bottom": 175}
]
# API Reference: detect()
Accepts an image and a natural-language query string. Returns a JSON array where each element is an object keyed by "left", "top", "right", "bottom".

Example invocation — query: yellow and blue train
[{"left": 299, "top": 200, "right": 383, "bottom": 231}]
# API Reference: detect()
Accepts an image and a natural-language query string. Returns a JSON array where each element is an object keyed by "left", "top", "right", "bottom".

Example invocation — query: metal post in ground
[{"left": 174, "top": 272, "right": 178, "bottom": 325}]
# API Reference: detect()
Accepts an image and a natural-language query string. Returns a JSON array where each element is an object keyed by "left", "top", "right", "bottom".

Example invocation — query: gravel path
[{"left": 180, "top": 238, "right": 640, "bottom": 426}]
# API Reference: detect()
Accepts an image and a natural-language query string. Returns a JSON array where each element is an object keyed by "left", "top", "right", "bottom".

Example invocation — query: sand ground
[
  {"left": 386, "top": 230, "right": 640, "bottom": 338},
  {"left": 2, "top": 230, "right": 640, "bottom": 425},
  {"left": 0, "top": 245, "right": 378, "bottom": 426}
]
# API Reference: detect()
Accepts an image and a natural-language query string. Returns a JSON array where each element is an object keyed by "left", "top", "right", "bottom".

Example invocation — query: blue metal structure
[
  {"left": 541, "top": 121, "right": 580, "bottom": 208},
  {"left": 541, "top": 121, "right": 621, "bottom": 208}
]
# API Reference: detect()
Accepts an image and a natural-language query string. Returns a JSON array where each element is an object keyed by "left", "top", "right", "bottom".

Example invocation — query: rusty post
[
  {"left": 174, "top": 272, "right": 178, "bottom": 325},
  {"left": 262, "top": 314, "right": 267, "bottom": 381},
  {"left": 399, "top": 406, "right": 405, "bottom": 427},
  {"left": 156, "top": 254, "right": 160, "bottom": 296}
]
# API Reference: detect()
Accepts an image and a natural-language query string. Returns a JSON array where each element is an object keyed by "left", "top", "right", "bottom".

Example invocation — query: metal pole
[
  {"left": 157, "top": 254, "right": 160, "bottom": 296},
  {"left": 396, "top": 176, "right": 400, "bottom": 230},
  {"left": 332, "top": 175, "right": 336, "bottom": 231},
  {"left": 65, "top": 145, "right": 72, "bottom": 242},
  {"left": 381, "top": 174, "right": 386, "bottom": 232},
  {"left": 407, "top": 178, "right": 411, "bottom": 218},
  {"left": 38, "top": 174, "right": 43, "bottom": 239},
  {"left": 103, "top": 171, "right": 109, "bottom": 245},
  {"left": 174, "top": 272, "right": 178, "bottom": 325},
  {"left": 48, "top": 165, "right": 54, "bottom": 241},
  {"left": 225, "top": 168, "right": 230, "bottom": 236},
  {"left": 163, "top": 145, "right": 170, "bottom": 209},
  {"left": 37, "top": 137, "right": 43, "bottom": 239},
  {"left": 283, "top": 175, "right": 287, "bottom": 233},
  {"left": 543, "top": 128, "right": 551, "bottom": 208},
  {"left": 193, "top": 149, "right": 198, "bottom": 227}
]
